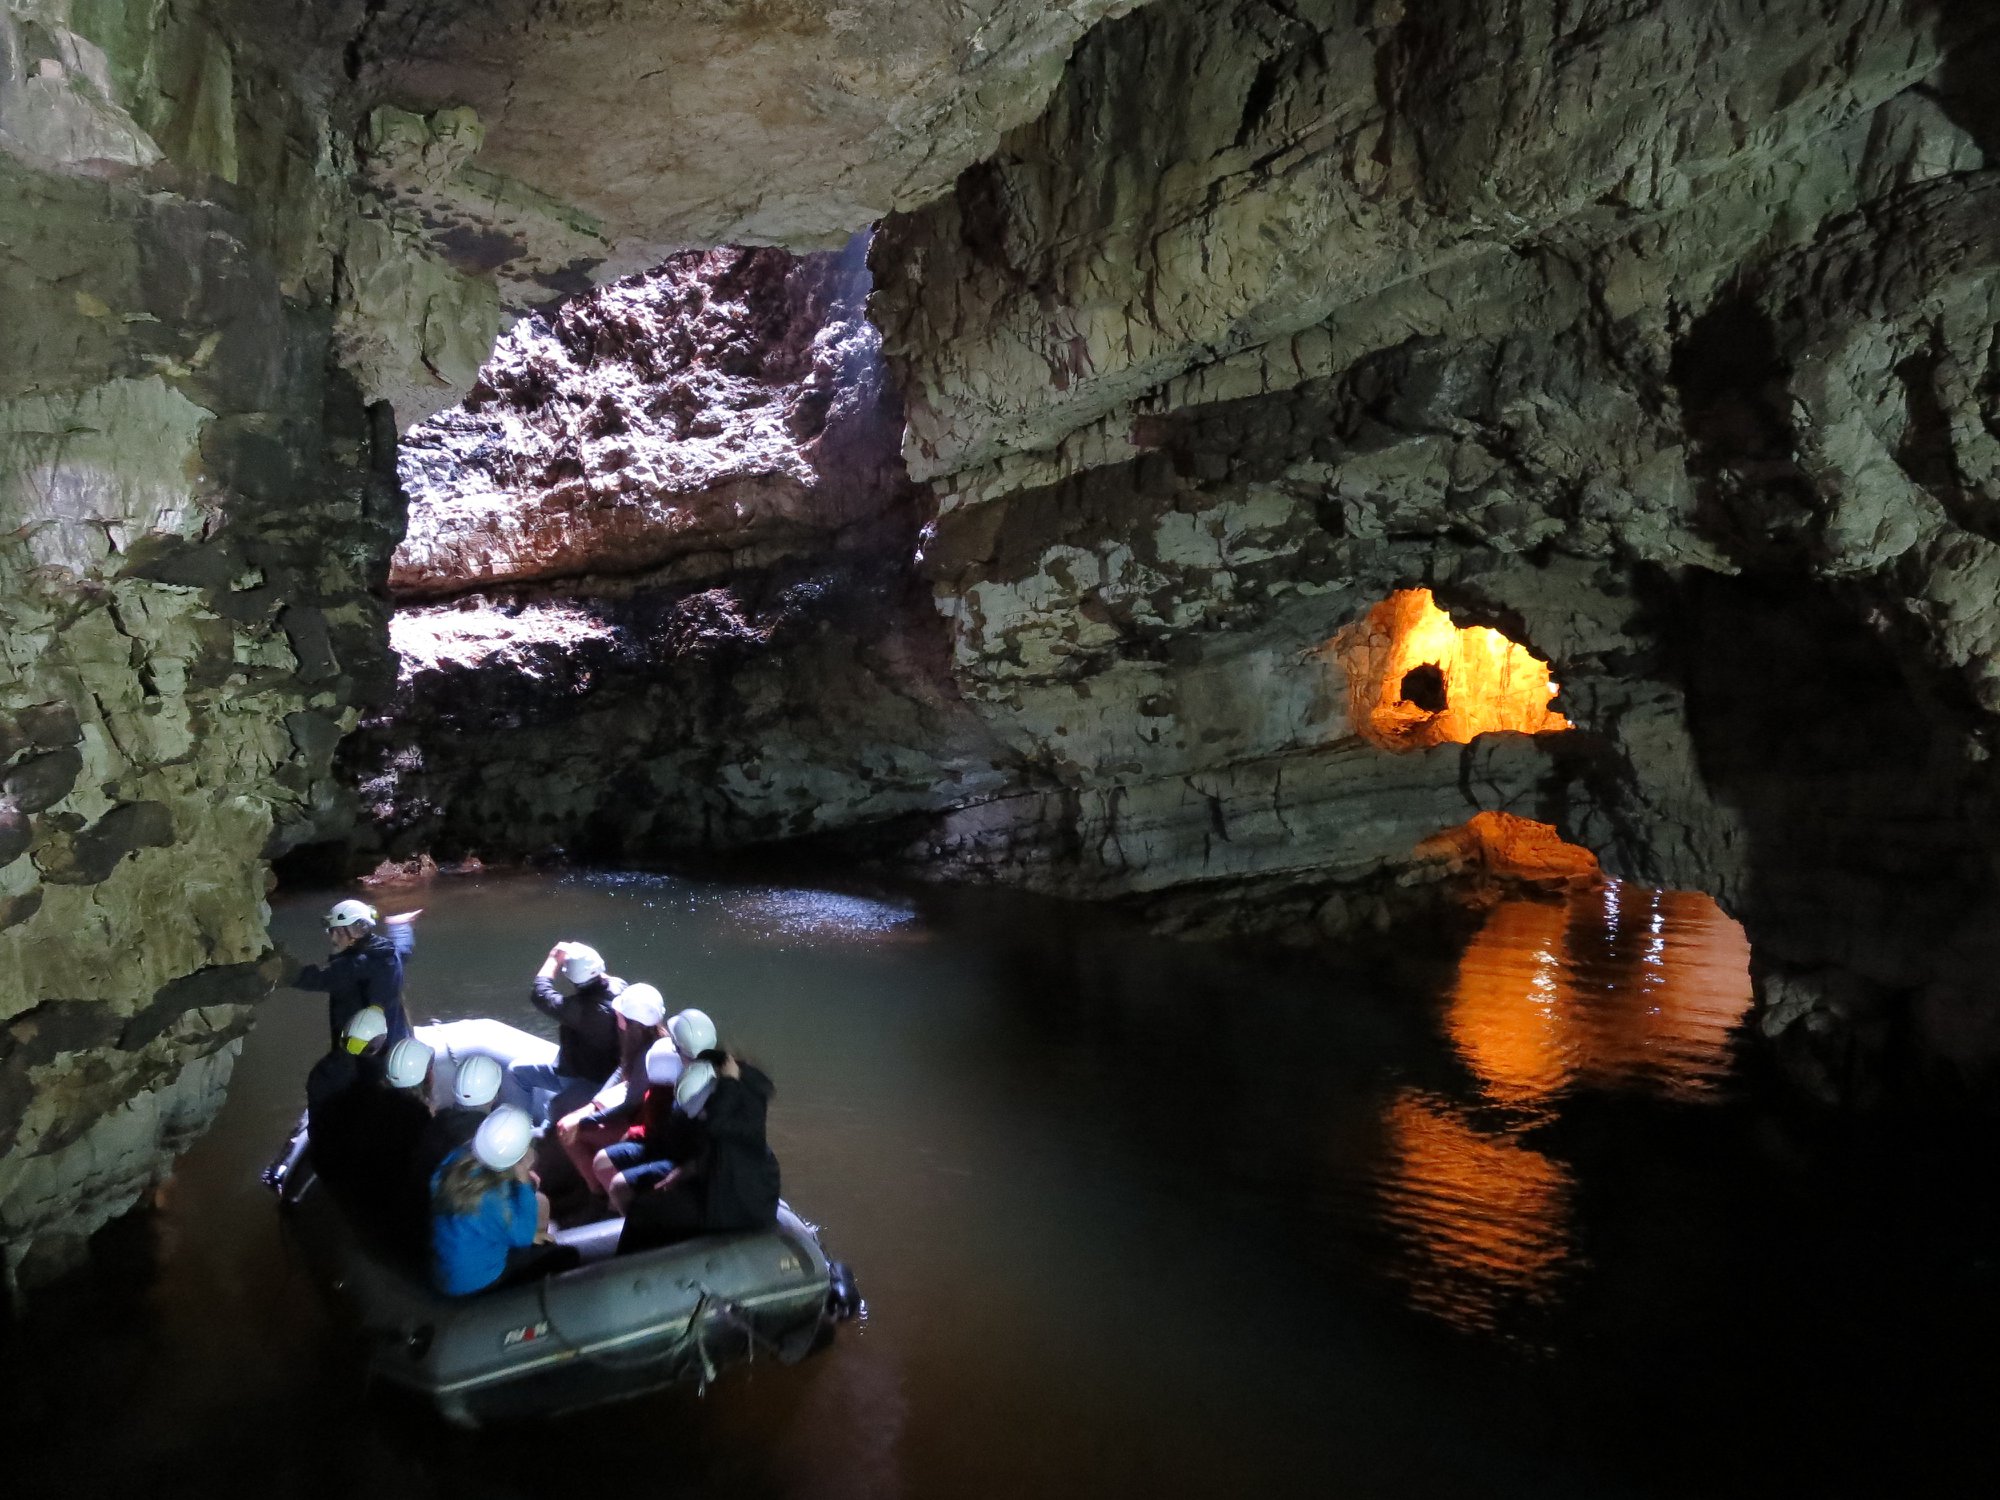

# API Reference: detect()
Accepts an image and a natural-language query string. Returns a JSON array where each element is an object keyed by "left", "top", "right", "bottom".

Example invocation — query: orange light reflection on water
[
  {"left": 1447, "top": 883, "right": 1754, "bottom": 1107},
  {"left": 1373, "top": 885, "right": 1753, "bottom": 1335}
]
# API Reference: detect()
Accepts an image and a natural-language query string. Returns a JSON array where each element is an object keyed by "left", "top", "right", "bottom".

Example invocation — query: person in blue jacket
[
  {"left": 293, "top": 898, "right": 421, "bottom": 1049},
  {"left": 430, "top": 1106, "right": 580, "bottom": 1296}
]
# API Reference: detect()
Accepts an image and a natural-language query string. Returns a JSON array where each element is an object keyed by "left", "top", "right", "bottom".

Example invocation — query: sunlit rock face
[
  {"left": 342, "top": 242, "right": 1008, "bottom": 865},
  {"left": 392, "top": 242, "right": 908, "bottom": 597},
  {"left": 864, "top": 0, "right": 2000, "bottom": 1098}
]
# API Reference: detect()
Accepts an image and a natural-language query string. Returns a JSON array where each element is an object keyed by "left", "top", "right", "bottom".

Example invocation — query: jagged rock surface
[
  {"left": 343, "top": 1, "right": 1146, "bottom": 301},
  {"left": 862, "top": 0, "right": 2000, "bottom": 1099},
  {"left": 0, "top": 0, "right": 414, "bottom": 1290},
  {"left": 392, "top": 242, "right": 909, "bottom": 597},
  {"left": 342, "top": 241, "right": 1007, "bottom": 865}
]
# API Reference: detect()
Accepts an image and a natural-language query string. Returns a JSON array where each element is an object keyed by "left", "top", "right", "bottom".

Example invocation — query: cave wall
[
  {"left": 862, "top": 0, "right": 2000, "bottom": 1095},
  {"left": 6, "top": 0, "right": 2000, "bottom": 1294},
  {"left": 0, "top": 0, "right": 388, "bottom": 1287},
  {"left": 0, "top": 0, "right": 1161, "bottom": 1288}
]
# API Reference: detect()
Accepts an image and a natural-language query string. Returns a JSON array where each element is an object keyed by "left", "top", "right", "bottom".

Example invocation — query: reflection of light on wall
[
  {"left": 1446, "top": 884, "right": 1753, "bottom": 1107},
  {"left": 1331, "top": 589, "right": 1570, "bottom": 751},
  {"left": 1377, "top": 1090, "right": 1573, "bottom": 1334}
]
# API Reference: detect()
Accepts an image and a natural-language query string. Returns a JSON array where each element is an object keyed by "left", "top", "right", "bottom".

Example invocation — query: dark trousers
[
  {"left": 493, "top": 1241, "right": 581, "bottom": 1290},
  {"left": 617, "top": 1185, "right": 704, "bottom": 1255}
]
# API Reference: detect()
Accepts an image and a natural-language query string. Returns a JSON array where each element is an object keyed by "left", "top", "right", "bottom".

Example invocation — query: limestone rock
[
  {"left": 346, "top": 1, "right": 1146, "bottom": 284},
  {"left": 392, "top": 241, "right": 909, "bottom": 596}
]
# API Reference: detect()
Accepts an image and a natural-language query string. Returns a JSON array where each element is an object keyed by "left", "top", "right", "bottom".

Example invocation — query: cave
[{"left": 5, "top": 0, "right": 2000, "bottom": 1490}]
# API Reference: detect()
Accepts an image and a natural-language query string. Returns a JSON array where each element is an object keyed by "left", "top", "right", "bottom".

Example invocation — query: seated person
[
  {"left": 414, "top": 1053, "right": 504, "bottom": 1194},
  {"left": 430, "top": 1106, "right": 581, "bottom": 1296},
  {"left": 555, "top": 984, "right": 673, "bottom": 1193},
  {"left": 317, "top": 1035, "right": 435, "bottom": 1253},
  {"left": 590, "top": 1039, "right": 706, "bottom": 1215},
  {"left": 305, "top": 1003, "right": 387, "bottom": 1119},
  {"left": 509, "top": 941, "right": 624, "bottom": 1121},
  {"left": 616, "top": 1050, "right": 780, "bottom": 1256}
]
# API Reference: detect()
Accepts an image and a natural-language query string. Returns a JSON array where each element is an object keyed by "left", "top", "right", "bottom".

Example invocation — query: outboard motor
[
  {"left": 261, "top": 1113, "right": 312, "bottom": 1204},
  {"left": 827, "top": 1261, "right": 862, "bottom": 1322}
]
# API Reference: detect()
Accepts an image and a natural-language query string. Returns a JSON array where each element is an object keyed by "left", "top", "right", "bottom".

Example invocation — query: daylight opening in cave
[{"left": 1333, "top": 589, "right": 1570, "bottom": 751}]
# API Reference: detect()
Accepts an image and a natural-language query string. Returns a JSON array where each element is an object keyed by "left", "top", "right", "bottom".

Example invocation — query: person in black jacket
[
  {"left": 507, "top": 940, "right": 624, "bottom": 1122},
  {"left": 293, "top": 898, "right": 420, "bottom": 1049},
  {"left": 313, "top": 1034, "right": 435, "bottom": 1257},
  {"left": 616, "top": 1051, "right": 780, "bottom": 1256}
]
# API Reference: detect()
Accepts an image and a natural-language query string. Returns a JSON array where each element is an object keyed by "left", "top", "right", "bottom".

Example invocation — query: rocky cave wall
[
  {"left": 864, "top": 0, "right": 2000, "bottom": 1100},
  {"left": 6, "top": 0, "right": 2000, "bottom": 1296},
  {"left": 0, "top": 0, "right": 1136, "bottom": 1291},
  {"left": 342, "top": 242, "right": 1007, "bottom": 865},
  {"left": 352, "top": 0, "right": 2000, "bottom": 1109}
]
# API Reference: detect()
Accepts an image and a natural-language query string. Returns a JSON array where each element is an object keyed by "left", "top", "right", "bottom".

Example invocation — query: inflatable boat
[{"left": 264, "top": 1019, "right": 861, "bottom": 1427}]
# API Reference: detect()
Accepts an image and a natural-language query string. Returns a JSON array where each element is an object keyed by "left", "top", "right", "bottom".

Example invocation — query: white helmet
[
  {"left": 644, "top": 1037, "right": 685, "bottom": 1088},
  {"left": 451, "top": 1054, "right": 504, "bottom": 1109},
  {"left": 385, "top": 1037, "right": 434, "bottom": 1090},
  {"left": 473, "top": 1106, "right": 535, "bottom": 1172},
  {"left": 668, "top": 1007, "right": 716, "bottom": 1059},
  {"left": 560, "top": 943, "right": 606, "bottom": 984},
  {"left": 613, "top": 982, "right": 666, "bottom": 1029},
  {"left": 342, "top": 1005, "right": 389, "bottom": 1055},
  {"left": 675, "top": 1059, "right": 717, "bottom": 1117},
  {"left": 325, "top": 898, "right": 377, "bottom": 930}
]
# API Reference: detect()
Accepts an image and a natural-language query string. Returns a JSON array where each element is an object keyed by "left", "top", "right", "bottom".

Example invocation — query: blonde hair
[{"left": 434, "top": 1150, "right": 515, "bottom": 1218}]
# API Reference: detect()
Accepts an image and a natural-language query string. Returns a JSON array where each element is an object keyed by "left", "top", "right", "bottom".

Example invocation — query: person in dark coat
[
  {"left": 293, "top": 898, "right": 420, "bottom": 1049},
  {"left": 313, "top": 1034, "right": 435, "bottom": 1257},
  {"left": 507, "top": 940, "right": 624, "bottom": 1121},
  {"left": 616, "top": 1052, "right": 780, "bottom": 1256}
]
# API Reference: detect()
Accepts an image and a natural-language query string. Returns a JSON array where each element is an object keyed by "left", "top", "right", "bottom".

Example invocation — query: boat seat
[{"left": 551, "top": 1215, "right": 625, "bottom": 1265}]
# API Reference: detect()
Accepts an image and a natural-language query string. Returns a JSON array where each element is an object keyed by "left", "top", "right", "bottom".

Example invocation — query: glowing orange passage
[
  {"left": 1374, "top": 886, "right": 1753, "bottom": 1334},
  {"left": 1335, "top": 588, "right": 1570, "bottom": 750}
]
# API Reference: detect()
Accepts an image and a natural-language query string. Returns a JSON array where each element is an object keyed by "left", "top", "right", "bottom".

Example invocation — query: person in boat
[
  {"left": 553, "top": 984, "right": 674, "bottom": 1192},
  {"left": 314, "top": 1030, "right": 436, "bottom": 1250},
  {"left": 616, "top": 1048, "right": 780, "bottom": 1256},
  {"left": 413, "top": 1053, "right": 505, "bottom": 1197},
  {"left": 305, "top": 1002, "right": 388, "bottom": 1118},
  {"left": 591, "top": 1038, "right": 704, "bottom": 1215},
  {"left": 293, "top": 899, "right": 420, "bottom": 1051},
  {"left": 430, "top": 1106, "right": 582, "bottom": 1296},
  {"left": 509, "top": 941, "right": 624, "bottom": 1121}
]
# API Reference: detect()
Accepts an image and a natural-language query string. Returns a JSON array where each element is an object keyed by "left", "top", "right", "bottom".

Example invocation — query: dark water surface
[{"left": 6, "top": 871, "right": 1999, "bottom": 1499}]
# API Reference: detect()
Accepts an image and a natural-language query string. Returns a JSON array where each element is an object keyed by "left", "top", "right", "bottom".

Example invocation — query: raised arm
[
  {"left": 529, "top": 943, "right": 567, "bottom": 1020},
  {"left": 383, "top": 908, "right": 420, "bottom": 958}
]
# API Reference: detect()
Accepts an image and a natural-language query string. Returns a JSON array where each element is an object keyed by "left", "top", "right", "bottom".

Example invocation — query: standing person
[
  {"left": 429, "top": 1107, "right": 581, "bottom": 1296},
  {"left": 508, "top": 941, "right": 623, "bottom": 1121},
  {"left": 293, "top": 899, "right": 421, "bottom": 1049},
  {"left": 553, "top": 984, "right": 671, "bottom": 1193},
  {"left": 413, "top": 1053, "right": 505, "bottom": 1197},
  {"left": 617, "top": 1049, "right": 780, "bottom": 1255}
]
